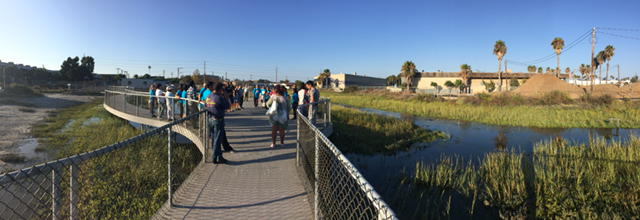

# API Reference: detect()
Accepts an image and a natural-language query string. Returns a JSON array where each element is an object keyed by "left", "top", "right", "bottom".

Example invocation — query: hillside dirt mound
[
  {"left": 512, "top": 75, "right": 585, "bottom": 98},
  {"left": 579, "top": 84, "right": 624, "bottom": 98},
  {"left": 617, "top": 83, "right": 640, "bottom": 99}
]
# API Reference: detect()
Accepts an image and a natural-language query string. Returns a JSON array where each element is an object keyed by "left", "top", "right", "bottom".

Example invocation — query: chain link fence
[
  {"left": 0, "top": 89, "right": 207, "bottom": 219},
  {"left": 296, "top": 100, "right": 397, "bottom": 220}
]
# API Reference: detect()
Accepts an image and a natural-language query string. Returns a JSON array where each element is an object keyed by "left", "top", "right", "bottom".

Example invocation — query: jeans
[{"left": 209, "top": 118, "right": 233, "bottom": 158}]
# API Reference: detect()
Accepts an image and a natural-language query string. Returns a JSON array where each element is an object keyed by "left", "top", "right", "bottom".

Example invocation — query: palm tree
[
  {"left": 595, "top": 51, "right": 605, "bottom": 82},
  {"left": 444, "top": 80, "right": 455, "bottom": 94},
  {"left": 430, "top": 82, "right": 440, "bottom": 95},
  {"left": 537, "top": 67, "right": 543, "bottom": 73},
  {"left": 604, "top": 45, "right": 615, "bottom": 84},
  {"left": 579, "top": 64, "right": 591, "bottom": 80},
  {"left": 551, "top": 37, "right": 565, "bottom": 77},
  {"left": 400, "top": 61, "right": 417, "bottom": 91},
  {"left": 493, "top": 40, "right": 507, "bottom": 91}
]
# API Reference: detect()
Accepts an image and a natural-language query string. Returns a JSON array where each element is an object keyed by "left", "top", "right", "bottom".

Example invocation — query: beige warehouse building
[{"left": 408, "top": 72, "right": 569, "bottom": 94}]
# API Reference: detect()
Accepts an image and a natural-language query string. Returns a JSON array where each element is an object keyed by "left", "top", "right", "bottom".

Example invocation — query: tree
[
  {"left": 460, "top": 64, "right": 472, "bottom": 75},
  {"left": 142, "top": 74, "right": 151, "bottom": 79},
  {"left": 400, "top": 61, "right": 417, "bottom": 91},
  {"left": 134, "top": 74, "right": 139, "bottom": 79},
  {"left": 595, "top": 51, "right": 605, "bottom": 81},
  {"left": 454, "top": 79, "right": 464, "bottom": 93},
  {"left": 537, "top": 67, "right": 543, "bottom": 73},
  {"left": 295, "top": 80, "right": 304, "bottom": 89},
  {"left": 551, "top": 37, "right": 565, "bottom": 77},
  {"left": 493, "top": 40, "right": 507, "bottom": 91},
  {"left": 386, "top": 75, "right": 399, "bottom": 86},
  {"left": 545, "top": 67, "right": 551, "bottom": 73},
  {"left": 444, "top": 80, "right": 455, "bottom": 94},
  {"left": 482, "top": 80, "right": 496, "bottom": 92},
  {"left": 430, "top": 82, "right": 440, "bottom": 95},
  {"left": 631, "top": 76, "right": 639, "bottom": 83},
  {"left": 192, "top": 69, "right": 202, "bottom": 84},
  {"left": 60, "top": 56, "right": 93, "bottom": 81},
  {"left": 510, "top": 78, "right": 520, "bottom": 89},
  {"left": 604, "top": 45, "right": 615, "bottom": 83},
  {"left": 579, "top": 64, "right": 591, "bottom": 79},
  {"left": 527, "top": 65, "right": 537, "bottom": 73},
  {"left": 317, "top": 69, "right": 331, "bottom": 88}
]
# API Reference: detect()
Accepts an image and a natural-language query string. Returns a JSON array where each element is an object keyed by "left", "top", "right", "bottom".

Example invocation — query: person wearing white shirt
[
  {"left": 165, "top": 86, "right": 175, "bottom": 121},
  {"left": 155, "top": 85, "right": 166, "bottom": 119}
]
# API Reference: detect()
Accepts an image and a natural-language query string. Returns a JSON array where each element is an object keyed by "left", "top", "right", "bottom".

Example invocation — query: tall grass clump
[
  {"left": 322, "top": 91, "right": 640, "bottom": 128},
  {"left": 330, "top": 105, "right": 448, "bottom": 154},
  {"left": 30, "top": 99, "right": 201, "bottom": 219},
  {"left": 534, "top": 136, "right": 640, "bottom": 219},
  {"left": 409, "top": 136, "right": 640, "bottom": 219}
]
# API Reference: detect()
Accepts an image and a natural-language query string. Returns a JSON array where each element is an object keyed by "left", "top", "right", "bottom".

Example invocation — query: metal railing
[
  {"left": 296, "top": 100, "right": 397, "bottom": 220},
  {"left": 0, "top": 89, "right": 208, "bottom": 219}
]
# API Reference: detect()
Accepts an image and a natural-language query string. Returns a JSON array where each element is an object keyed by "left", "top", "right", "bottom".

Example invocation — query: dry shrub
[{"left": 536, "top": 91, "right": 573, "bottom": 105}]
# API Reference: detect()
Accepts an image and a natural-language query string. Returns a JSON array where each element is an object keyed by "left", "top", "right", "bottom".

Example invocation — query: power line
[
  {"left": 597, "top": 27, "right": 640, "bottom": 32},
  {"left": 598, "top": 31, "right": 640, "bottom": 41},
  {"left": 507, "top": 29, "right": 592, "bottom": 67}
]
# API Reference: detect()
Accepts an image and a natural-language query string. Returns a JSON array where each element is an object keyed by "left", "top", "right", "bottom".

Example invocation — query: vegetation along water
[
  {"left": 323, "top": 90, "right": 640, "bottom": 128},
  {"left": 31, "top": 99, "right": 201, "bottom": 219}
]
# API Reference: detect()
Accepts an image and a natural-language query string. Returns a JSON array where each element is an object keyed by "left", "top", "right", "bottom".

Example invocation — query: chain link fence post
[
  {"left": 296, "top": 114, "right": 300, "bottom": 167},
  {"left": 314, "top": 132, "right": 319, "bottom": 220},
  {"left": 70, "top": 163, "right": 79, "bottom": 220},
  {"left": 167, "top": 127, "right": 172, "bottom": 207},
  {"left": 51, "top": 169, "right": 61, "bottom": 220}
]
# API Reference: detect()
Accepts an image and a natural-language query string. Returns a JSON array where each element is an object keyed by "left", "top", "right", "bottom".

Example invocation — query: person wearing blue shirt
[
  {"left": 291, "top": 87, "right": 299, "bottom": 119},
  {"left": 148, "top": 84, "right": 157, "bottom": 117},
  {"left": 200, "top": 85, "right": 212, "bottom": 110},
  {"left": 206, "top": 82, "right": 235, "bottom": 164},
  {"left": 253, "top": 86, "right": 260, "bottom": 107},
  {"left": 181, "top": 85, "right": 188, "bottom": 117}
]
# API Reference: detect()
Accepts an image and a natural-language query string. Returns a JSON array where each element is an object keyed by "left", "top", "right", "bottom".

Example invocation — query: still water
[{"left": 341, "top": 106, "right": 640, "bottom": 186}]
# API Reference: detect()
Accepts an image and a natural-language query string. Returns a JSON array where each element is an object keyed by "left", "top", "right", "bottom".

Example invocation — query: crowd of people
[{"left": 146, "top": 80, "right": 320, "bottom": 164}]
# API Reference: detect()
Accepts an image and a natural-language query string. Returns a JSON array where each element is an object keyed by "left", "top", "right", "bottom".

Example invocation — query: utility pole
[
  {"left": 177, "top": 67, "right": 183, "bottom": 79},
  {"left": 163, "top": 70, "right": 166, "bottom": 79},
  {"left": 275, "top": 66, "right": 278, "bottom": 83},
  {"left": 225, "top": 72, "right": 228, "bottom": 81},
  {"left": 590, "top": 27, "right": 596, "bottom": 92},
  {"left": 617, "top": 64, "right": 620, "bottom": 84}
]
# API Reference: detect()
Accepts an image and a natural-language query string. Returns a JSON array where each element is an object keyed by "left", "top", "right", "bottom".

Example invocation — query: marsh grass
[
  {"left": 322, "top": 91, "right": 640, "bottom": 128},
  {"left": 409, "top": 137, "right": 640, "bottom": 219},
  {"left": 29, "top": 98, "right": 201, "bottom": 219},
  {"left": 329, "top": 105, "right": 448, "bottom": 154}
]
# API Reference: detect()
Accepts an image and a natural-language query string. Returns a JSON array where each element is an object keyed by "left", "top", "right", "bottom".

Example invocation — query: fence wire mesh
[
  {"left": 297, "top": 101, "right": 397, "bottom": 220},
  {"left": 0, "top": 90, "right": 205, "bottom": 219}
]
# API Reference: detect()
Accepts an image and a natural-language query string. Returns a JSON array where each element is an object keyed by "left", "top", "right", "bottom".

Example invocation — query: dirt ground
[{"left": 0, "top": 93, "right": 97, "bottom": 172}]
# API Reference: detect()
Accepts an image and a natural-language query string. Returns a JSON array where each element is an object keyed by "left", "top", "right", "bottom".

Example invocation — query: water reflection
[{"left": 338, "top": 105, "right": 640, "bottom": 190}]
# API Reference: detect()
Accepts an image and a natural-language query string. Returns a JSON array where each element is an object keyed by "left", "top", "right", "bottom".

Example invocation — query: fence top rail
[
  {"left": 105, "top": 89, "right": 202, "bottom": 104},
  {"left": 296, "top": 104, "right": 397, "bottom": 219},
  {"left": 0, "top": 110, "right": 205, "bottom": 184}
]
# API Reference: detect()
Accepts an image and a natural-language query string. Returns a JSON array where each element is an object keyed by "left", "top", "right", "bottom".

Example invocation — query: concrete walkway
[{"left": 153, "top": 106, "right": 312, "bottom": 219}]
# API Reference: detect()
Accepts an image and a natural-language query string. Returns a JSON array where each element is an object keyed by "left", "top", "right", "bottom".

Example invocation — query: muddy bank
[{"left": 0, "top": 93, "right": 98, "bottom": 172}]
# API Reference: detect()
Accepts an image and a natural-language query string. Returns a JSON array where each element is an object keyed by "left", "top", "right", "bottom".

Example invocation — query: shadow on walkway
[{"left": 173, "top": 192, "right": 306, "bottom": 210}]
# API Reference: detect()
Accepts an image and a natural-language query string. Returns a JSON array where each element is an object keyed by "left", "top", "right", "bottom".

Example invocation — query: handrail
[{"left": 296, "top": 99, "right": 397, "bottom": 219}]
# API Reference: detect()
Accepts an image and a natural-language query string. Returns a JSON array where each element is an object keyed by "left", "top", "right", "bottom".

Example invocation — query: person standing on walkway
[
  {"left": 306, "top": 81, "right": 320, "bottom": 124},
  {"left": 148, "top": 84, "right": 157, "bottom": 117},
  {"left": 297, "top": 85, "right": 309, "bottom": 119},
  {"left": 291, "top": 87, "right": 299, "bottom": 120},
  {"left": 155, "top": 84, "right": 166, "bottom": 119},
  {"left": 206, "top": 82, "right": 231, "bottom": 164},
  {"left": 266, "top": 85, "right": 291, "bottom": 148},
  {"left": 181, "top": 84, "right": 189, "bottom": 118},
  {"left": 253, "top": 86, "right": 260, "bottom": 107},
  {"left": 165, "top": 86, "right": 175, "bottom": 121},
  {"left": 199, "top": 82, "right": 212, "bottom": 111}
]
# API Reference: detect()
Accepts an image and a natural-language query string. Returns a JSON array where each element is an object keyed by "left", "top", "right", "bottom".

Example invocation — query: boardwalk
[{"left": 141, "top": 106, "right": 313, "bottom": 219}]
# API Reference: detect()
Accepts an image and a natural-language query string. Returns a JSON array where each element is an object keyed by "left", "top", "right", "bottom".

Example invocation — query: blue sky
[{"left": 1, "top": 0, "right": 639, "bottom": 81}]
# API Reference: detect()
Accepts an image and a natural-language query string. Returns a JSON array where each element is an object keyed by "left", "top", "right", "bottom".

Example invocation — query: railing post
[
  {"left": 327, "top": 100, "right": 331, "bottom": 124},
  {"left": 70, "top": 164, "right": 79, "bottom": 220},
  {"left": 123, "top": 93, "right": 127, "bottom": 113},
  {"left": 314, "top": 132, "right": 319, "bottom": 220},
  {"left": 51, "top": 169, "right": 61, "bottom": 220},
  {"left": 296, "top": 115, "right": 300, "bottom": 167},
  {"left": 167, "top": 127, "right": 172, "bottom": 207}
]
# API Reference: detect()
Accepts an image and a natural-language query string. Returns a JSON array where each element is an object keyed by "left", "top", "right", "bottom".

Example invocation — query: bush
[
  {"left": 537, "top": 91, "right": 573, "bottom": 105},
  {"left": 412, "top": 94, "right": 443, "bottom": 102},
  {"left": 490, "top": 93, "right": 527, "bottom": 106},
  {"left": 343, "top": 86, "right": 359, "bottom": 93},
  {"left": 579, "top": 94, "right": 614, "bottom": 106},
  {"left": 1, "top": 83, "right": 42, "bottom": 97}
]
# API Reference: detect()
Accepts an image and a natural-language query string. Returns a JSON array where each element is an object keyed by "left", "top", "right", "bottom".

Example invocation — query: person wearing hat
[{"left": 165, "top": 85, "right": 175, "bottom": 121}]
